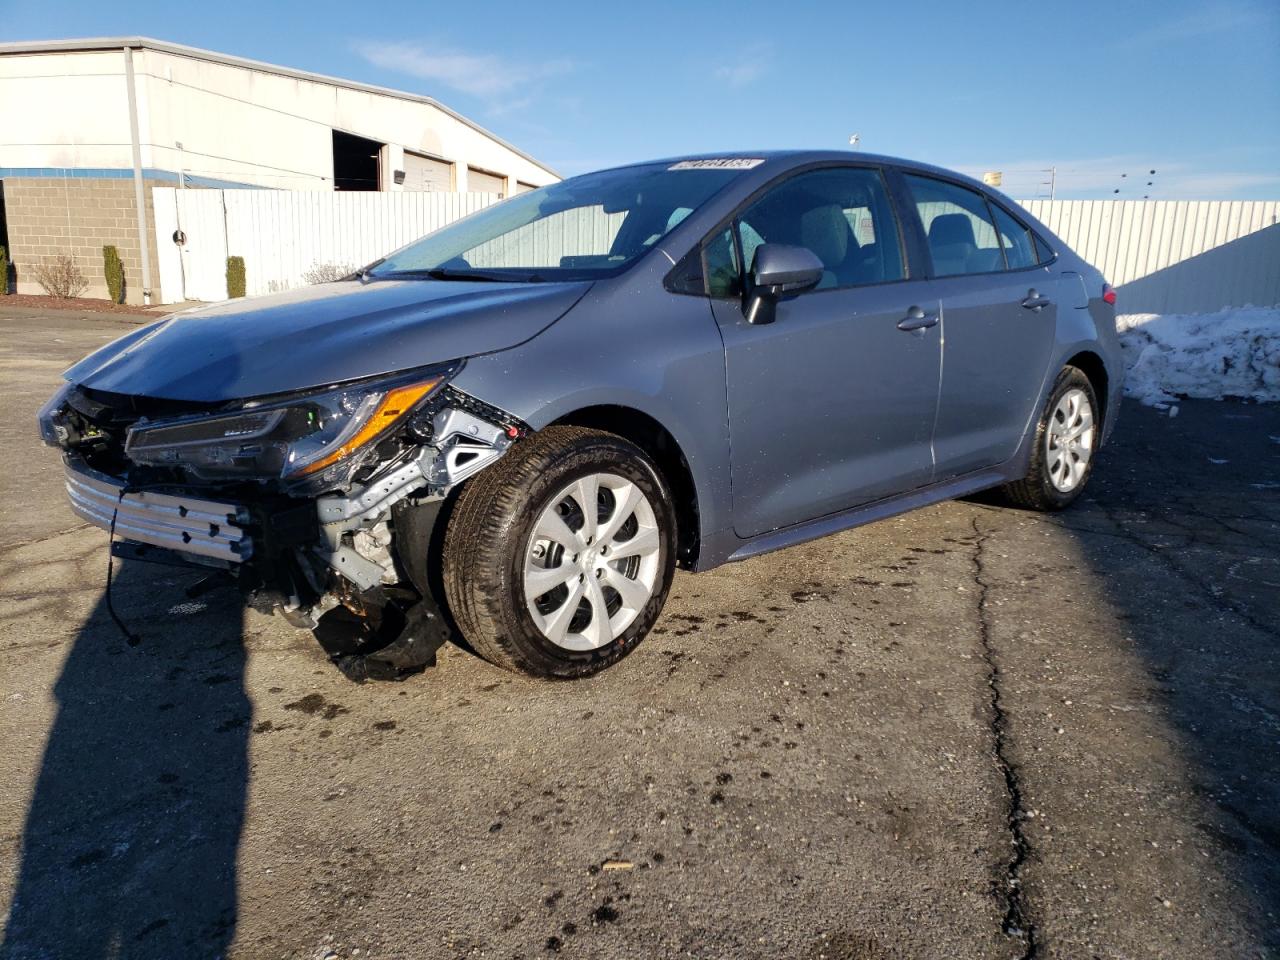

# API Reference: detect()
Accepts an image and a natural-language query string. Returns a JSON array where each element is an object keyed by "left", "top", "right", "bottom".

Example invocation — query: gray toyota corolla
[{"left": 39, "top": 151, "right": 1122, "bottom": 680}]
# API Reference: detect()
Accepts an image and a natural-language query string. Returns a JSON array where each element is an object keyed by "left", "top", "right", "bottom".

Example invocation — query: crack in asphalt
[
  {"left": 970, "top": 499, "right": 1279, "bottom": 643},
  {"left": 1090, "top": 502, "right": 1280, "bottom": 644},
  {"left": 0, "top": 522, "right": 93, "bottom": 557},
  {"left": 969, "top": 515, "right": 1038, "bottom": 960}
]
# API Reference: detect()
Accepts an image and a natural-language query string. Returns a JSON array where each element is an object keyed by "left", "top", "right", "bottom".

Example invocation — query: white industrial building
[{"left": 0, "top": 37, "right": 559, "bottom": 302}]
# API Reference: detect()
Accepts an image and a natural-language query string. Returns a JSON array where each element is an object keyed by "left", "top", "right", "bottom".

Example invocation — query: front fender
[{"left": 450, "top": 261, "right": 733, "bottom": 554}]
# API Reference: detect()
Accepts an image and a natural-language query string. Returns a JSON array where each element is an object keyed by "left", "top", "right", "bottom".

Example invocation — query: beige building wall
[
  {"left": 0, "top": 43, "right": 560, "bottom": 192},
  {"left": 4, "top": 177, "right": 165, "bottom": 304}
]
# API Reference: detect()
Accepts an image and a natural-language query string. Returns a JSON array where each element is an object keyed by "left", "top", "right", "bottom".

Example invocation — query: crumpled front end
[{"left": 41, "top": 377, "right": 527, "bottom": 680}]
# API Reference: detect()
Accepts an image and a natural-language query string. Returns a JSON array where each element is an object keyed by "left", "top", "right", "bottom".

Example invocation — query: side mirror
[{"left": 744, "top": 243, "right": 824, "bottom": 324}]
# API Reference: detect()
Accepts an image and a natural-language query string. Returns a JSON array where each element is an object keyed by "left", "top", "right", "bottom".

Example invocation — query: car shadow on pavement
[
  {"left": 2, "top": 558, "right": 249, "bottom": 959},
  {"left": 1059, "top": 401, "right": 1280, "bottom": 945}
]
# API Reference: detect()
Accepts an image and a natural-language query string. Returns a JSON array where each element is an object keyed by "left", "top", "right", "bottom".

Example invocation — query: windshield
[{"left": 369, "top": 162, "right": 751, "bottom": 282}]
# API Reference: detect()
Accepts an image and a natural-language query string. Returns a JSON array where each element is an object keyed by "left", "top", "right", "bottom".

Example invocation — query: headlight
[
  {"left": 37, "top": 381, "right": 74, "bottom": 447},
  {"left": 124, "top": 367, "right": 455, "bottom": 485}
]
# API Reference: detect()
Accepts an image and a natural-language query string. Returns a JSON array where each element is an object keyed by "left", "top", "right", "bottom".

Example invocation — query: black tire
[
  {"left": 442, "top": 426, "right": 677, "bottom": 678},
  {"left": 999, "top": 366, "right": 1100, "bottom": 511}
]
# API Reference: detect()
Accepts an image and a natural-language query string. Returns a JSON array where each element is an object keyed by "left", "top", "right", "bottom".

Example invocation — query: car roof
[
  {"left": 592, "top": 149, "right": 995, "bottom": 194},
  {"left": 580, "top": 150, "right": 1064, "bottom": 263}
]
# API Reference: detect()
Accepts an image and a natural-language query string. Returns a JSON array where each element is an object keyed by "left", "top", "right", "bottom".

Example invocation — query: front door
[{"left": 707, "top": 166, "right": 942, "bottom": 539}]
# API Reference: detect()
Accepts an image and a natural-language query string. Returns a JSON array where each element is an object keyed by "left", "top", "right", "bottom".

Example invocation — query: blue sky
[{"left": 5, "top": 0, "right": 1278, "bottom": 198}]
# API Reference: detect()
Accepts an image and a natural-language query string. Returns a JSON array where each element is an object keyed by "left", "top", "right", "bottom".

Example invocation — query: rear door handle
[
  {"left": 897, "top": 305, "right": 939, "bottom": 332},
  {"left": 1022, "top": 289, "right": 1052, "bottom": 311}
]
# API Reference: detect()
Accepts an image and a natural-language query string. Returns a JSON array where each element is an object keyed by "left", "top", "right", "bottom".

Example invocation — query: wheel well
[
  {"left": 1065, "top": 351, "right": 1109, "bottom": 425},
  {"left": 549, "top": 405, "right": 700, "bottom": 569}
]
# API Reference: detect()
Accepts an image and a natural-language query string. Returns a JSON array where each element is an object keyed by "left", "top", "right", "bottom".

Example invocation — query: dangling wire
[{"left": 106, "top": 488, "right": 142, "bottom": 647}]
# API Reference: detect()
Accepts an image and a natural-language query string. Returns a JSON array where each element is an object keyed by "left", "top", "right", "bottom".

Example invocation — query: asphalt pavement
[{"left": 1, "top": 309, "right": 1276, "bottom": 959}]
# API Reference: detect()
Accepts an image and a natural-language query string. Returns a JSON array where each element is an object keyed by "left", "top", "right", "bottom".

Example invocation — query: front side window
[
  {"left": 734, "top": 167, "right": 905, "bottom": 289},
  {"left": 904, "top": 174, "right": 1005, "bottom": 277},
  {"left": 370, "top": 163, "right": 747, "bottom": 282}
]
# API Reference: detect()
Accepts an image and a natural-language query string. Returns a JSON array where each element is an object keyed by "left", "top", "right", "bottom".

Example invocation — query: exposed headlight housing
[
  {"left": 124, "top": 365, "right": 457, "bottom": 487},
  {"left": 37, "top": 381, "right": 74, "bottom": 447}
]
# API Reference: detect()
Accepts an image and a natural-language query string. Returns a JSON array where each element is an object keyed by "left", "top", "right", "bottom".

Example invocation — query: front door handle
[
  {"left": 897, "top": 305, "right": 939, "bottom": 332},
  {"left": 1022, "top": 289, "right": 1052, "bottom": 311}
]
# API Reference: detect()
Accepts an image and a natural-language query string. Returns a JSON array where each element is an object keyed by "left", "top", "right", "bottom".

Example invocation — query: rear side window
[
  {"left": 735, "top": 167, "right": 905, "bottom": 289},
  {"left": 989, "top": 203, "right": 1037, "bottom": 270},
  {"left": 903, "top": 174, "right": 1004, "bottom": 277}
]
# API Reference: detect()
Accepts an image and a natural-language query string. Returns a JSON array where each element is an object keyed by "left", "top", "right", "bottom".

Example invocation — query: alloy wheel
[
  {"left": 1045, "top": 387, "right": 1095, "bottom": 492},
  {"left": 523, "top": 472, "right": 662, "bottom": 651}
]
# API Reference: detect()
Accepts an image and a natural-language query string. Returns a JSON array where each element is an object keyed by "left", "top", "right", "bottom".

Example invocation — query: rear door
[
  {"left": 898, "top": 173, "right": 1058, "bottom": 478},
  {"left": 707, "top": 166, "right": 942, "bottom": 538}
]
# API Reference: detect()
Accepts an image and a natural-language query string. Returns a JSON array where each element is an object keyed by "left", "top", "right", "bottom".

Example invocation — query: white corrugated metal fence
[
  {"left": 154, "top": 189, "right": 501, "bottom": 301},
  {"left": 154, "top": 189, "right": 1280, "bottom": 314},
  {"left": 1020, "top": 199, "right": 1279, "bottom": 314}
]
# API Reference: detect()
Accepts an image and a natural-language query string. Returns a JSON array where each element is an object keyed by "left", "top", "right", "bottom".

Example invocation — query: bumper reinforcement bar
[{"left": 64, "top": 459, "right": 252, "bottom": 563}]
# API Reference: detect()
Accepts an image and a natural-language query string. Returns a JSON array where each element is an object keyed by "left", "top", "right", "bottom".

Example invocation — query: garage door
[
  {"left": 402, "top": 152, "right": 452, "bottom": 192},
  {"left": 514, "top": 181, "right": 537, "bottom": 194},
  {"left": 468, "top": 167, "right": 506, "bottom": 196}
]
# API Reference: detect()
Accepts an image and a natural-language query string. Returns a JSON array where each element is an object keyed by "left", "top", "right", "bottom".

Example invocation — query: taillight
[{"left": 1102, "top": 283, "right": 1117, "bottom": 306}]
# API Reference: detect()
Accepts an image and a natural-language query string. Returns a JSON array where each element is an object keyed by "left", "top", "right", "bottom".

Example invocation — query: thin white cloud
[
  {"left": 714, "top": 44, "right": 772, "bottom": 88},
  {"left": 355, "top": 40, "right": 573, "bottom": 101},
  {"left": 1157, "top": 171, "right": 1280, "bottom": 198},
  {"left": 955, "top": 155, "right": 1280, "bottom": 200},
  {"left": 1127, "top": 2, "right": 1275, "bottom": 46}
]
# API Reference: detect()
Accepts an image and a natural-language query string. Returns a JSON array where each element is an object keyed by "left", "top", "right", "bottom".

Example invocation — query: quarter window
[
  {"left": 735, "top": 168, "right": 905, "bottom": 289},
  {"left": 903, "top": 174, "right": 1004, "bottom": 277},
  {"left": 1033, "top": 232, "right": 1055, "bottom": 264},
  {"left": 703, "top": 227, "right": 741, "bottom": 298},
  {"left": 989, "top": 203, "right": 1036, "bottom": 270}
]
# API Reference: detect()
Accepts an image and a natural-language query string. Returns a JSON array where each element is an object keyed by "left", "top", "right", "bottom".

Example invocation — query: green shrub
[
  {"left": 0, "top": 246, "right": 7, "bottom": 295},
  {"left": 103, "top": 245, "right": 124, "bottom": 303},
  {"left": 226, "top": 256, "right": 246, "bottom": 298}
]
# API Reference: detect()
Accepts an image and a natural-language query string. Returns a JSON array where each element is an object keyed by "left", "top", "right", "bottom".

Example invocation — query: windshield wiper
[
  {"left": 382, "top": 268, "right": 546, "bottom": 283},
  {"left": 350, "top": 259, "right": 385, "bottom": 283}
]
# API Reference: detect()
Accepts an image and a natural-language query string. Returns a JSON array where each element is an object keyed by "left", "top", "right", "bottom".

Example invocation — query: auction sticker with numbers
[{"left": 668, "top": 158, "right": 765, "bottom": 170}]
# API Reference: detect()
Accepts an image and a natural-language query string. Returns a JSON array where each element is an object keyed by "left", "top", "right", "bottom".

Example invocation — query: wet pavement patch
[{"left": 283, "top": 693, "right": 349, "bottom": 720}]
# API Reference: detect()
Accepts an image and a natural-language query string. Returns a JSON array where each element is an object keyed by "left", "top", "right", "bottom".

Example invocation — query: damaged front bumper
[
  {"left": 64, "top": 459, "right": 252, "bottom": 563},
  {"left": 55, "top": 386, "right": 527, "bottom": 680}
]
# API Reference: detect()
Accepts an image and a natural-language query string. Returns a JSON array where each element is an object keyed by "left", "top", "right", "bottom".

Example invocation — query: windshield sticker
[{"left": 668, "top": 158, "right": 764, "bottom": 170}]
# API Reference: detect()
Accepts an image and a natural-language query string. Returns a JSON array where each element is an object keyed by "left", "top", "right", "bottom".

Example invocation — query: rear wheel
[
  {"left": 442, "top": 426, "right": 677, "bottom": 677},
  {"left": 1000, "top": 366, "right": 1099, "bottom": 511}
]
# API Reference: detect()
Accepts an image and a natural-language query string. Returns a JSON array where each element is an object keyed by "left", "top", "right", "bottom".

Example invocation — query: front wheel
[
  {"left": 442, "top": 426, "right": 677, "bottom": 678},
  {"left": 999, "top": 366, "right": 1100, "bottom": 511}
]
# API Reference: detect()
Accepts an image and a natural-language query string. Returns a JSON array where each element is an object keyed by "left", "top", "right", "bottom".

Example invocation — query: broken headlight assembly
[
  {"left": 123, "top": 364, "right": 459, "bottom": 488},
  {"left": 37, "top": 381, "right": 75, "bottom": 447}
]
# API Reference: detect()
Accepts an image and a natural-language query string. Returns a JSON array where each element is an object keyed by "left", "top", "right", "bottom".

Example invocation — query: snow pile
[{"left": 1117, "top": 306, "right": 1280, "bottom": 407}]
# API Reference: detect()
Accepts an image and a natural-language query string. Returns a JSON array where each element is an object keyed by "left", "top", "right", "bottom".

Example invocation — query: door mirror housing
[{"left": 745, "top": 243, "right": 824, "bottom": 324}]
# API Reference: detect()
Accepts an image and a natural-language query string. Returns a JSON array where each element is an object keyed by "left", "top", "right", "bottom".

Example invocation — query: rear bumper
[{"left": 63, "top": 457, "right": 253, "bottom": 562}]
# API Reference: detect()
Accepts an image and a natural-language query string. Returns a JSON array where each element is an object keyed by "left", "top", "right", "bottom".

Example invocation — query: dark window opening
[
  {"left": 0, "top": 181, "right": 10, "bottom": 293},
  {"left": 332, "top": 130, "right": 382, "bottom": 191}
]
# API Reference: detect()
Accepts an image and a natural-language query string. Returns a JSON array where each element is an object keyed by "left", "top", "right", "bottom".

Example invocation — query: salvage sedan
[{"left": 39, "top": 151, "right": 1123, "bottom": 680}]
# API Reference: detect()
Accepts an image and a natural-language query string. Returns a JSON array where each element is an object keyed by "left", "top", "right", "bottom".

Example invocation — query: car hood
[{"left": 65, "top": 278, "right": 593, "bottom": 402}]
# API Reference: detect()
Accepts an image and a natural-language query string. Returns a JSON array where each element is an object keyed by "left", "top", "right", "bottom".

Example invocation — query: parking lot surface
[{"left": 1, "top": 310, "right": 1277, "bottom": 959}]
